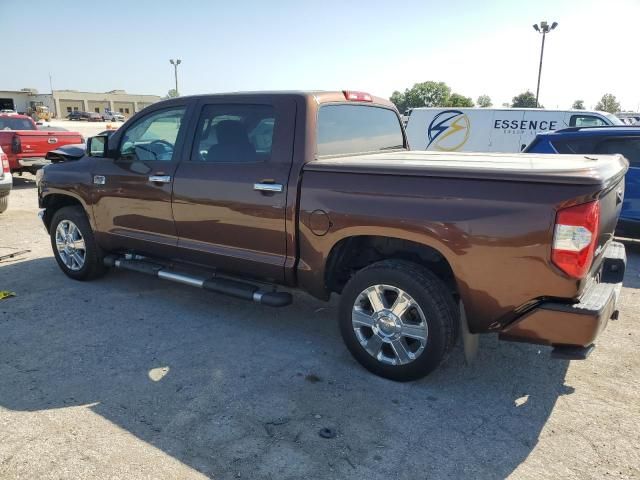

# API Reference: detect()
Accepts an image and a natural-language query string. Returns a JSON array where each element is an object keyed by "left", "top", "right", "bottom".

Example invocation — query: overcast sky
[{"left": 3, "top": 0, "right": 639, "bottom": 111}]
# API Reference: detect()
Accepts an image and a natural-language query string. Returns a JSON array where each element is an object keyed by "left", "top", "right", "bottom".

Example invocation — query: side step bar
[{"left": 103, "top": 255, "right": 292, "bottom": 307}]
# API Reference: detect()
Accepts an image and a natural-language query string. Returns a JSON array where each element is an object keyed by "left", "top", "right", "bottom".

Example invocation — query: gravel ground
[{"left": 0, "top": 177, "right": 639, "bottom": 480}]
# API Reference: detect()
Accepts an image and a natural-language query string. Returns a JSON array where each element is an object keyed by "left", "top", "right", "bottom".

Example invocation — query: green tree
[
  {"left": 390, "top": 90, "right": 407, "bottom": 113},
  {"left": 595, "top": 93, "right": 620, "bottom": 114},
  {"left": 389, "top": 81, "right": 453, "bottom": 111},
  {"left": 404, "top": 81, "right": 451, "bottom": 108},
  {"left": 164, "top": 89, "right": 179, "bottom": 99},
  {"left": 477, "top": 95, "right": 492, "bottom": 108},
  {"left": 511, "top": 90, "right": 538, "bottom": 108},
  {"left": 571, "top": 99, "right": 585, "bottom": 110},
  {"left": 446, "top": 93, "right": 474, "bottom": 108}
]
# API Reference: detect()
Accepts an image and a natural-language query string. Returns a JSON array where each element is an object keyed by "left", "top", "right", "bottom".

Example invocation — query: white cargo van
[{"left": 405, "top": 108, "right": 622, "bottom": 153}]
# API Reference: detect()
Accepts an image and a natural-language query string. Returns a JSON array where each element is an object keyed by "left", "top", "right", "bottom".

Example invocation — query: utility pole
[
  {"left": 533, "top": 21, "right": 558, "bottom": 108},
  {"left": 49, "top": 73, "right": 57, "bottom": 118},
  {"left": 169, "top": 59, "right": 182, "bottom": 96}
]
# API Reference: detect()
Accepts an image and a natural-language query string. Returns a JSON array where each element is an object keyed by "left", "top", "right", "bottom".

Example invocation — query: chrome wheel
[
  {"left": 352, "top": 284, "right": 428, "bottom": 366},
  {"left": 55, "top": 220, "right": 86, "bottom": 271}
]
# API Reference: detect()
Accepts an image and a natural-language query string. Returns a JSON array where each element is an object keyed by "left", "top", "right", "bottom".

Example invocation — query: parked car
[
  {"left": 0, "top": 146, "right": 12, "bottom": 213},
  {"left": 525, "top": 126, "right": 640, "bottom": 237},
  {"left": 67, "top": 111, "right": 90, "bottom": 121},
  {"left": 37, "top": 91, "right": 627, "bottom": 381},
  {"left": 86, "top": 112, "right": 103, "bottom": 122},
  {"left": 405, "top": 107, "right": 622, "bottom": 153},
  {"left": 0, "top": 114, "right": 83, "bottom": 174},
  {"left": 102, "top": 111, "right": 125, "bottom": 122},
  {"left": 0, "top": 109, "right": 16, "bottom": 115}
]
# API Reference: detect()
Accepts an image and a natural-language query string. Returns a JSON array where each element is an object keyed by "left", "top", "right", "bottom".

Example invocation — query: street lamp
[
  {"left": 169, "top": 59, "right": 182, "bottom": 96},
  {"left": 532, "top": 21, "right": 558, "bottom": 108}
]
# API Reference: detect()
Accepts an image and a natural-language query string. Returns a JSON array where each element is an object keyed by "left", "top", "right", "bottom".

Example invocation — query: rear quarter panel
[{"left": 298, "top": 170, "right": 601, "bottom": 333}]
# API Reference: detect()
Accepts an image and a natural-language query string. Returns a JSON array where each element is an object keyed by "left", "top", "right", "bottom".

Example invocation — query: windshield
[
  {"left": 317, "top": 104, "right": 405, "bottom": 156},
  {"left": 605, "top": 113, "right": 624, "bottom": 125},
  {"left": 0, "top": 117, "right": 36, "bottom": 130}
]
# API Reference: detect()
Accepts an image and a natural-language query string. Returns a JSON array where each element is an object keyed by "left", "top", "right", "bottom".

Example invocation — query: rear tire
[
  {"left": 0, "top": 195, "right": 8, "bottom": 214},
  {"left": 339, "top": 260, "right": 458, "bottom": 381},
  {"left": 50, "top": 206, "right": 106, "bottom": 281}
]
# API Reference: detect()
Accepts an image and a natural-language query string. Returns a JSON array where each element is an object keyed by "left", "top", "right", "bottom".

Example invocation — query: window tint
[
  {"left": 595, "top": 138, "right": 640, "bottom": 167},
  {"left": 317, "top": 105, "right": 404, "bottom": 156},
  {"left": 191, "top": 104, "right": 275, "bottom": 163},
  {"left": 569, "top": 115, "right": 608, "bottom": 127},
  {"left": 119, "top": 107, "right": 185, "bottom": 162},
  {"left": 551, "top": 137, "right": 599, "bottom": 154},
  {"left": 0, "top": 117, "right": 35, "bottom": 130}
]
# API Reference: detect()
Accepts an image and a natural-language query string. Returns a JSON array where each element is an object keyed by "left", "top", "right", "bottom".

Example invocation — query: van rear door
[
  {"left": 519, "top": 111, "right": 565, "bottom": 151},
  {"left": 488, "top": 110, "right": 525, "bottom": 152}
]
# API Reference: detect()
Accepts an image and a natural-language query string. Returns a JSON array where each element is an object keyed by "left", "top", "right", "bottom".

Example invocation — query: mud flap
[{"left": 459, "top": 300, "right": 479, "bottom": 364}]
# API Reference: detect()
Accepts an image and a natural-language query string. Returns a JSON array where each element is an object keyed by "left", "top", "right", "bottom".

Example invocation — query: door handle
[
  {"left": 149, "top": 175, "right": 172, "bottom": 183},
  {"left": 254, "top": 183, "right": 283, "bottom": 193}
]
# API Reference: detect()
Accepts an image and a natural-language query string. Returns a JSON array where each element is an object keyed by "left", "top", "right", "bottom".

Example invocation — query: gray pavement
[{"left": 0, "top": 176, "right": 639, "bottom": 479}]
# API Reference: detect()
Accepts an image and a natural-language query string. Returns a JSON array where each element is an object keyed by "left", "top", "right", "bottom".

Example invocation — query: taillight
[
  {"left": 11, "top": 135, "right": 21, "bottom": 154},
  {"left": 552, "top": 201, "right": 600, "bottom": 279},
  {"left": 343, "top": 90, "right": 373, "bottom": 102},
  {"left": 1, "top": 153, "right": 8, "bottom": 173}
]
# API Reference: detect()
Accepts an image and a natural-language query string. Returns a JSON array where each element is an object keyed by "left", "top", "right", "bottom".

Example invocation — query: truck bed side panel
[{"left": 297, "top": 170, "right": 605, "bottom": 333}]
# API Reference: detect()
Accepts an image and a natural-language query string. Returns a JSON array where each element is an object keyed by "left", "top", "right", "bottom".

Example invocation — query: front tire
[
  {"left": 339, "top": 260, "right": 458, "bottom": 381},
  {"left": 50, "top": 206, "right": 106, "bottom": 280}
]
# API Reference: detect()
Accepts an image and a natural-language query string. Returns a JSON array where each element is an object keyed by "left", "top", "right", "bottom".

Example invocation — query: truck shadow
[
  {"left": 9, "top": 174, "right": 37, "bottom": 190},
  {"left": 2, "top": 253, "right": 635, "bottom": 479}
]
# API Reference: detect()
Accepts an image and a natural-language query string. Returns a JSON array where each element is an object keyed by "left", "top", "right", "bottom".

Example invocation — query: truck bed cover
[{"left": 306, "top": 151, "right": 628, "bottom": 186}]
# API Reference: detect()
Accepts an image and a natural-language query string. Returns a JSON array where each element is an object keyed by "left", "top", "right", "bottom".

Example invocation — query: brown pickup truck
[{"left": 36, "top": 91, "right": 628, "bottom": 381}]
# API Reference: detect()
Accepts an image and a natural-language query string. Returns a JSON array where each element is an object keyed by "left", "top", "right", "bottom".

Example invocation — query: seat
[{"left": 205, "top": 120, "right": 256, "bottom": 163}]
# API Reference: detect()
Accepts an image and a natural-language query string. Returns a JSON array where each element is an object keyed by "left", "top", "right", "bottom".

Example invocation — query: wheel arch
[
  {"left": 324, "top": 235, "right": 459, "bottom": 299},
  {"left": 41, "top": 192, "right": 91, "bottom": 232}
]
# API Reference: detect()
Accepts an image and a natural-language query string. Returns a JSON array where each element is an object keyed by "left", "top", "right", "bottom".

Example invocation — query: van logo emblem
[
  {"left": 427, "top": 110, "right": 470, "bottom": 151},
  {"left": 48, "top": 137, "right": 58, "bottom": 144}
]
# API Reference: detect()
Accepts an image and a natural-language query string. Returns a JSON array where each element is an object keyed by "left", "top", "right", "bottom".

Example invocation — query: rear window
[
  {"left": 552, "top": 137, "right": 599, "bottom": 154},
  {"left": 594, "top": 137, "right": 640, "bottom": 168},
  {"left": 317, "top": 104, "right": 404, "bottom": 156},
  {"left": 0, "top": 117, "right": 35, "bottom": 130}
]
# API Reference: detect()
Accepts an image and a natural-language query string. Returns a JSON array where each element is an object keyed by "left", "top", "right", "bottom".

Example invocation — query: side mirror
[{"left": 87, "top": 134, "right": 108, "bottom": 157}]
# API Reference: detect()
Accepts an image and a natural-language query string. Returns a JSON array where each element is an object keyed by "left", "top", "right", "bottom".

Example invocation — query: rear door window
[
  {"left": 594, "top": 137, "right": 640, "bottom": 167},
  {"left": 317, "top": 105, "right": 405, "bottom": 156},
  {"left": 190, "top": 104, "right": 275, "bottom": 163}
]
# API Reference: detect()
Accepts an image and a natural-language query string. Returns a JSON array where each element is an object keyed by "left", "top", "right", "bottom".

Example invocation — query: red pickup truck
[{"left": 0, "top": 115, "right": 83, "bottom": 174}]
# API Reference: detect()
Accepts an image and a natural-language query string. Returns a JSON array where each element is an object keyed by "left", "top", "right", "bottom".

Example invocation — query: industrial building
[{"left": 0, "top": 88, "right": 161, "bottom": 119}]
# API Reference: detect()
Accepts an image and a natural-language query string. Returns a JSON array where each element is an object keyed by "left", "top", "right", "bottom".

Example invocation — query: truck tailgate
[
  {"left": 16, "top": 131, "right": 83, "bottom": 156},
  {"left": 593, "top": 175, "right": 625, "bottom": 267}
]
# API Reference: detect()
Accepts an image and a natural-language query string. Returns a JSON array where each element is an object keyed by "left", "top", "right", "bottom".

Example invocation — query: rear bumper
[{"left": 499, "top": 241, "right": 625, "bottom": 348}]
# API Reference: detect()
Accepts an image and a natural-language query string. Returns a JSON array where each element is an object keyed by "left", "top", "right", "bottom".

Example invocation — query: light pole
[
  {"left": 169, "top": 59, "right": 182, "bottom": 96},
  {"left": 533, "top": 21, "right": 557, "bottom": 108}
]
